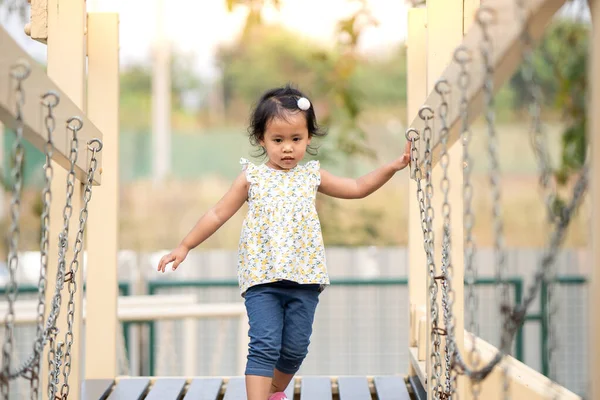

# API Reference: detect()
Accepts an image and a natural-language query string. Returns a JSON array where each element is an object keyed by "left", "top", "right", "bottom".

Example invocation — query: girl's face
[{"left": 259, "top": 111, "right": 311, "bottom": 171}]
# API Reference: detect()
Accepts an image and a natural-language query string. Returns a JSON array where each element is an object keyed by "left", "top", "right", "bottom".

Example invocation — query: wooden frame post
[
  {"left": 588, "top": 1, "right": 599, "bottom": 399},
  {"left": 407, "top": 5, "right": 428, "bottom": 373},
  {"left": 42, "top": 0, "right": 86, "bottom": 398},
  {"left": 85, "top": 12, "right": 120, "bottom": 379}
]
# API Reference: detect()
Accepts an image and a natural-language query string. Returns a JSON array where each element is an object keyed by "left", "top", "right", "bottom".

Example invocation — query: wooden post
[
  {"left": 406, "top": 6, "right": 428, "bottom": 372},
  {"left": 42, "top": 0, "right": 86, "bottom": 398},
  {"left": 588, "top": 1, "right": 599, "bottom": 399},
  {"left": 85, "top": 12, "right": 120, "bottom": 380},
  {"left": 426, "top": 0, "right": 465, "bottom": 399}
]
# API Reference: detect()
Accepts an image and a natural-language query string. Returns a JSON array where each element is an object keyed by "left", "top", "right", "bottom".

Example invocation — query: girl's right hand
[{"left": 157, "top": 245, "right": 190, "bottom": 273}]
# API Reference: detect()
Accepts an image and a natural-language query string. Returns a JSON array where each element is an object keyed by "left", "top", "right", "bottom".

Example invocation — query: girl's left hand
[{"left": 392, "top": 141, "right": 411, "bottom": 171}]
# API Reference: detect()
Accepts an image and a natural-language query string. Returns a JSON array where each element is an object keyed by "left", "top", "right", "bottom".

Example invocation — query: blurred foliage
[
  {"left": 120, "top": 51, "right": 205, "bottom": 132},
  {"left": 0, "top": 0, "right": 591, "bottom": 247},
  {"left": 509, "top": 19, "right": 589, "bottom": 214}
]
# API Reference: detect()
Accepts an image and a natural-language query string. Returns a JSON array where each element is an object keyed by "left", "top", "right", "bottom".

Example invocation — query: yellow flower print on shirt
[{"left": 237, "top": 158, "right": 330, "bottom": 295}]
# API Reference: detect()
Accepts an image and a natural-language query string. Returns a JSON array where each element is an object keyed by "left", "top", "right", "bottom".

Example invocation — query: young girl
[{"left": 157, "top": 84, "right": 411, "bottom": 400}]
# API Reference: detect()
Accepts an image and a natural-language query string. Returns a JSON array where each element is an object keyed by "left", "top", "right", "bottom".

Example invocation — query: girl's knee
[
  {"left": 275, "top": 342, "right": 310, "bottom": 374},
  {"left": 246, "top": 341, "right": 281, "bottom": 377}
]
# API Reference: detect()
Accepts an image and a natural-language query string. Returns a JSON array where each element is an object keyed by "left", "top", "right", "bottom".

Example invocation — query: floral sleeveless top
[{"left": 237, "top": 158, "right": 330, "bottom": 295}]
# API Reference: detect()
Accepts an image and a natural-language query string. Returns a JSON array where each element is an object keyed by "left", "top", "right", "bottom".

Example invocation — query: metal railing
[{"left": 0, "top": 276, "right": 587, "bottom": 381}]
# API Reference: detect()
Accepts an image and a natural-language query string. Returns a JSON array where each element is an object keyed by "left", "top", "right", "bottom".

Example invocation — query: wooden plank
[
  {"left": 373, "top": 376, "right": 410, "bottom": 400},
  {"left": 182, "top": 378, "right": 222, "bottom": 400},
  {"left": 408, "top": 375, "right": 427, "bottom": 400},
  {"left": 0, "top": 25, "right": 103, "bottom": 184},
  {"left": 408, "top": 0, "right": 566, "bottom": 172},
  {"left": 223, "top": 377, "right": 247, "bottom": 400},
  {"left": 145, "top": 378, "right": 186, "bottom": 400},
  {"left": 337, "top": 377, "right": 371, "bottom": 400},
  {"left": 81, "top": 379, "right": 114, "bottom": 400},
  {"left": 300, "top": 377, "right": 332, "bottom": 400},
  {"left": 106, "top": 378, "right": 151, "bottom": 400},
  {"left": 408, "top": 347, "right": 426, "bottom": 388}
]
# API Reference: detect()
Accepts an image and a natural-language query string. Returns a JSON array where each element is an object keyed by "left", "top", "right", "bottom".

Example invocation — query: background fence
[{"left": 0, "top": 246, "right": 590, "bottom": 398}]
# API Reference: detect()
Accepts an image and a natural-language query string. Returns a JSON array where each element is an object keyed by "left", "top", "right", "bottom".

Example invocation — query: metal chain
[
  {"left": 48, "top": 116, "right": 83, "bottom": 399},
  {"left": 477, "top": 8, "right": 511, "bottom": 398},
  {"left": 29, "top": 91, "right": 59, "bottom": 400},
  {"left": 453, "top": 44, "right": 482, "bottom": 399},
  {"left": 434, "top": 79, "right": 457, "bottom": 399},
  {"left": 1, "top": 59, "right": 31, "bottom": 400},
  {"left": 60, "top": 138, "right": 103, "bottom": 399},
  {"left": 0, "top": 115, "right": 86, "bottom": 388},
  {"left": 418, "top": 105, "right": 444, "bottom": 399},
  {"left": 515, "top": 1, "right": 559, "bottom": 391},
  {"left": 48, "top": 340, "right": 63, "bottom": 400}
]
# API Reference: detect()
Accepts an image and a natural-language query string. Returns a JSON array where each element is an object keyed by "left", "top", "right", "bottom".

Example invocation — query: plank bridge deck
[{"left": 83, "top": 375, "right": 413, "bottom": 400}]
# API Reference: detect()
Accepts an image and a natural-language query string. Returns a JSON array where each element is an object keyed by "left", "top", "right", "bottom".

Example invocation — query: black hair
[{"left": 248, "top": 83, "right": 327, "bottom": 157}]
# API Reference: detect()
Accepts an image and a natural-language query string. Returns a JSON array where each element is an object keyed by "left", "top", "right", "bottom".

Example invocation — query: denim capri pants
[{"left": 243, "top": 280, "right": 321, "bottom": 377}]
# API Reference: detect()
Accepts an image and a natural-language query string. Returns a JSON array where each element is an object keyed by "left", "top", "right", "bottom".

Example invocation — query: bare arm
[
  {"left": 318, "top": 141, "right": 411, "bottom": 199},
  {"left": 158, "top": 172, "right": 249, "bottom": 272}
]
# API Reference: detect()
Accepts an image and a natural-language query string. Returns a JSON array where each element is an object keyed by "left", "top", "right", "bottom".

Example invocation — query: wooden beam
[
  {"left": 0, "top": 25, "right": 103, "bottom": 185},
  {"left": 85, "top": 12, "right": 120, "bottom": 380},
  {"left": 465, "top": 334, "right": 581, "bottom": 399},
  {"left": 408, "top": 0, "right": 566, "bottom": 171}
]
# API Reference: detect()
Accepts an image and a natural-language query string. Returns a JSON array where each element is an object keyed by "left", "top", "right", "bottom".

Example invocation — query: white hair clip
[{"left": 297, "top": 97, "right": 311, "bottom": 111}]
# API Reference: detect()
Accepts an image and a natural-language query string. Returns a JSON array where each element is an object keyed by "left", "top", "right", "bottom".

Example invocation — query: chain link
[
  {"left": 453, "top": 44, "right": 482, "bottom": 399},
  {"left": 515, "top": 1, "right": 560, "bottom": 392},
  {"left": 1, "top": 59, "right": 31, "bottom": 400},
  {"left": 60, "top": 136, "right": 102, "bottom": 399},
  {"left": 434, "top": 79, "right": 458, "bottom": 399},
  {"left": 417, "top": 105, "right": 445, "bottom": 399},
  {"left": 45, "top": 116, "right": 80, "bottom": 398},
  {"left": 476, "top": 7, "right": 511, "bottom": 399},
  {"left": 28, "top": 91, "right": 59, "bottom": 400}
]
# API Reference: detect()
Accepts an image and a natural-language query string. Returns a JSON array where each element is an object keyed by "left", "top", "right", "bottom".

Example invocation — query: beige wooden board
[{"left": 0, "top": 25, "right": 103, "bottom": 184}]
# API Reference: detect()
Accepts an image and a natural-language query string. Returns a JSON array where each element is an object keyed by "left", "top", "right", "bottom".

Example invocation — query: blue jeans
[{"left": 243, "top": 280, "right": 321, "bottom": 377}]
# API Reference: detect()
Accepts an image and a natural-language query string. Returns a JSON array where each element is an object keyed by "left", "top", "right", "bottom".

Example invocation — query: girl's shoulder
[
  {"left": 303, "top": 159, "right": 320, "bottom": 173},
  {"left": 240, "top": 157, "right": 260, "bottom": 183}
]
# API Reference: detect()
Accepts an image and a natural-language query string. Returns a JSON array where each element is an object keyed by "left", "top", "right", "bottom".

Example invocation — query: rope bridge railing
[
  {"left": 0, "top": 18, "right": 107, "bottom": 399},
  {"left": 405, "top": 0, "right": 590, "bottom": 399}
]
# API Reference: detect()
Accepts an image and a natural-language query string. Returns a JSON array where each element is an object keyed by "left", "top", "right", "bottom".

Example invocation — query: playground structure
[{"left": 0, "top": 0, "right": 598, "bottom": 399}]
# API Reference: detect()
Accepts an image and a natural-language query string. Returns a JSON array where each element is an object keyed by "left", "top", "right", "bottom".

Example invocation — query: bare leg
[
  {"left": 270, "top": 368, "right": 295, "bottom": 395},
  {"left": 246, "top": 375, "right": 272, "bottom": 400}
]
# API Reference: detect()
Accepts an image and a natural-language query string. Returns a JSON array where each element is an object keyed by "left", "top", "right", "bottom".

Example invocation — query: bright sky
[{"left": 4, "top": 0, "right": 410, "bottom": 80}]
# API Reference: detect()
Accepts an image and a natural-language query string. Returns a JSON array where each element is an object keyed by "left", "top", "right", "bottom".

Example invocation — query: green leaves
[{"left": 510, "top": 18, "right": 589, "bottom": 198}]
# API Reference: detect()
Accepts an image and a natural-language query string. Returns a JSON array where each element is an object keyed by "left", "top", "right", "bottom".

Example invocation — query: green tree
[
  {"left": 225, "top": 0, "right": 281, "bottom": 40},
  {"left": 510, "top": 18, "right": 589, "bottom": 210}
]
